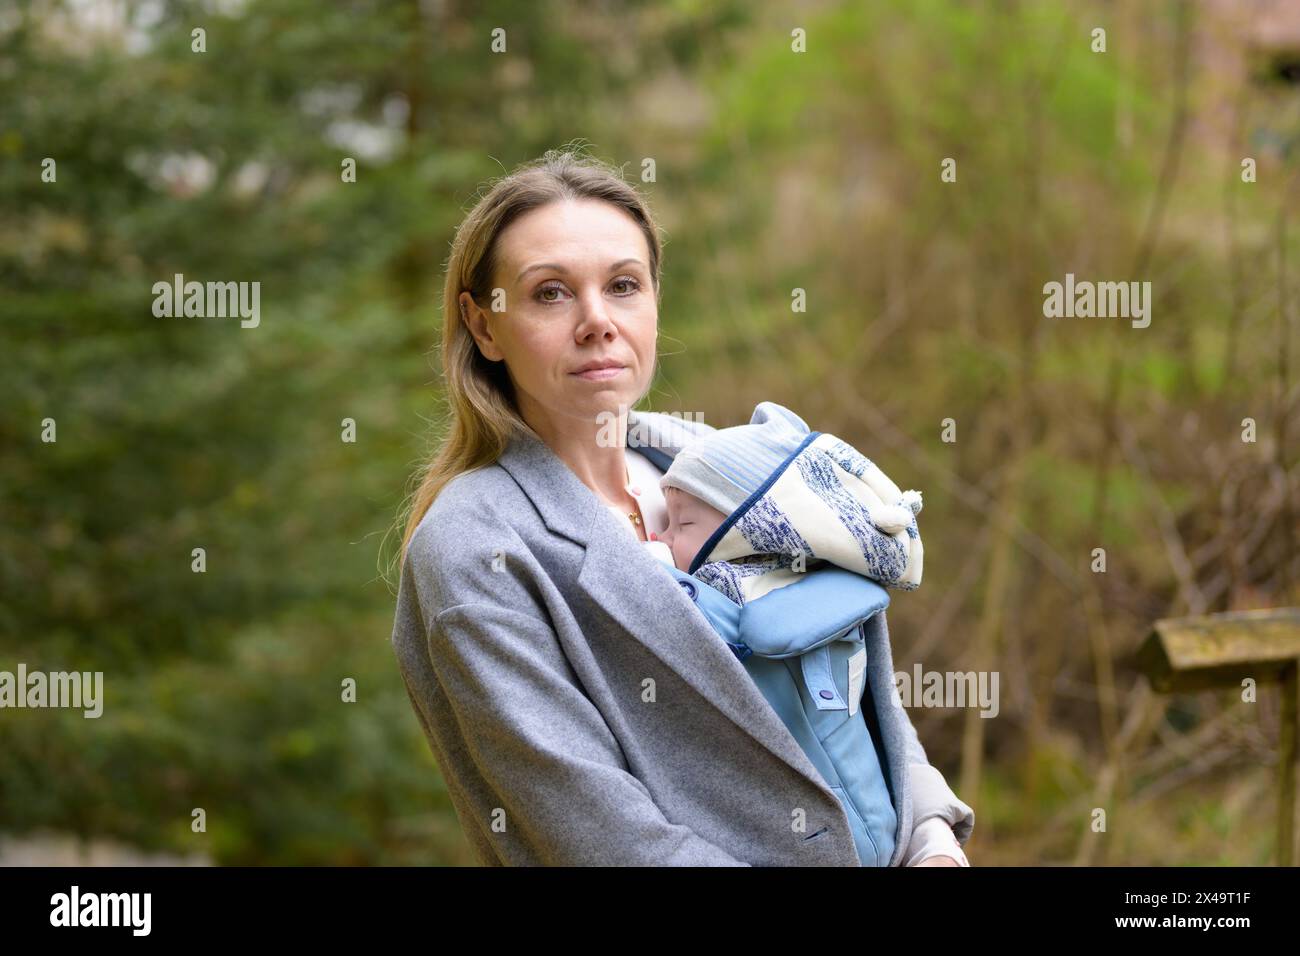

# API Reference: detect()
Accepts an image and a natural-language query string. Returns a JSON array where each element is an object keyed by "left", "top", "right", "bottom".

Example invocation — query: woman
[{"left": 390, "top": 148, "right": 974, "bottom": 865}]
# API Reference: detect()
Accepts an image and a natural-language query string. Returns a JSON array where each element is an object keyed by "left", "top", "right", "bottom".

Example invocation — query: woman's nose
[{"left": 574, "top": 294, "right": 616, "bottom": 337}]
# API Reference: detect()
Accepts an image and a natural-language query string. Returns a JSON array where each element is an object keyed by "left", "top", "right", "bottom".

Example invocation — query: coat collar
[{"left": 494, "top": 413, "right": 839, "bottom": 799}]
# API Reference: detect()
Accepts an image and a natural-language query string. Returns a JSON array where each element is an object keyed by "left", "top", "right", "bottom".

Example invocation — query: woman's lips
[{"left": 571, "top": 366, "right": 625, "bottom": 381}]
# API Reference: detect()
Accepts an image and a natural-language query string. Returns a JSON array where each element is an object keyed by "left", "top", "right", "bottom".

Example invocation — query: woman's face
[{"left": 461, "top": 198, "right": 657, "bottom": 438}]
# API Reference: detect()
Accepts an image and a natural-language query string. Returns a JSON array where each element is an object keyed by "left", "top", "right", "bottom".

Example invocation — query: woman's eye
[
  {"left": 536, "top": 282, "right": 568, "bottom": 303},
  {"left": 536, "top": 277, "right": 640, "bottom": 303}
]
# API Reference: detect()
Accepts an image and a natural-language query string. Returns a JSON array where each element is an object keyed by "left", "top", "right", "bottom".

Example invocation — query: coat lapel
[{"left": 494, "top": 415, "right": 837, "bottom": 797}]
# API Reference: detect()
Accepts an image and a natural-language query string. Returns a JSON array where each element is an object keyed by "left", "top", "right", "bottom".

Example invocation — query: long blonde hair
[{"left": 388, "top": 146, "right": 666, "bottom": 579}]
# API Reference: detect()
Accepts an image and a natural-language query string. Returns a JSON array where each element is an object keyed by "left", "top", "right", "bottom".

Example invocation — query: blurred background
[{"left": 2, "top": 0, "right": 1298, "bottom": 865}]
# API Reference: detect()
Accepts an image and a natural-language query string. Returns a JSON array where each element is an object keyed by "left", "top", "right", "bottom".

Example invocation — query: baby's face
[{"left": 659, "top": 486, "right": 729, "bottom": 571}]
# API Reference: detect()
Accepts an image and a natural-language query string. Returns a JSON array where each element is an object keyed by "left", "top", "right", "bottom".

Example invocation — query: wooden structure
[{"left": 1136, "top": 607, "right": 1300, "bottom": 866}]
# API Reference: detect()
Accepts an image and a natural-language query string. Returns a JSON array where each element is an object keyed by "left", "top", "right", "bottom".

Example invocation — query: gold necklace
[
  {"left": 624, "top": 464, "right": 642, "bottom": 527},
  {"left": 612, "top": 463, "right": 643, "bottom": 529}
]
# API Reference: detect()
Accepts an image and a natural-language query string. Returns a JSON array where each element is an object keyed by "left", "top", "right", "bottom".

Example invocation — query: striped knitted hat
[
  {"left": 661, "top": 401, "right": 925, "bottom": 594},
  {"left": 659, "top": 402, "right": 811, "bottom": 518},
  {"left": 661, "top": 401, "right": 919, "bottom": 531}
]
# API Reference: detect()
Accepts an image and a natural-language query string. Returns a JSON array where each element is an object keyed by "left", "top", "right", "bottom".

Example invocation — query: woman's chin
[{"left": 564, "top": 385, "right": 639, "bottom": 415}]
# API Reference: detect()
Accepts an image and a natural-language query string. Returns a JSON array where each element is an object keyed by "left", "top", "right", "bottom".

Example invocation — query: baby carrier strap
[{"left": 737, "top": 567, "right": 890, "bottom": 657}]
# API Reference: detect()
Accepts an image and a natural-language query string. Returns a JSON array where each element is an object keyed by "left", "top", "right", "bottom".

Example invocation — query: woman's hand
[{"left": 914, "top": 854, "right": 962, "bottom": 866}]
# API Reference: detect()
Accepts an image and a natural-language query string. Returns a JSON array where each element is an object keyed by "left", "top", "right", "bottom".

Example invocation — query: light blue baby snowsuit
[
  {"left": 660, "top": 558, "right": 898, "bottom": 866},
  {"left": 636, "top": 405, "right": 926, "bottom": 867}
]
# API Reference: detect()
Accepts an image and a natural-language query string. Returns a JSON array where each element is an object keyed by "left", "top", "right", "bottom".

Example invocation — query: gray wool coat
[{"left": 390, "top": 410, "right": 975, "bottom": 865}]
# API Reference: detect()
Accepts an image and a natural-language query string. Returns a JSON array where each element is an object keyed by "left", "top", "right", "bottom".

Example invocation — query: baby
[
  {"left": 642, "top": 401, "right": 969, "bottom": 866},
  {"left": 648, "top": 401, "right": 923, "bottom": 594}
]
